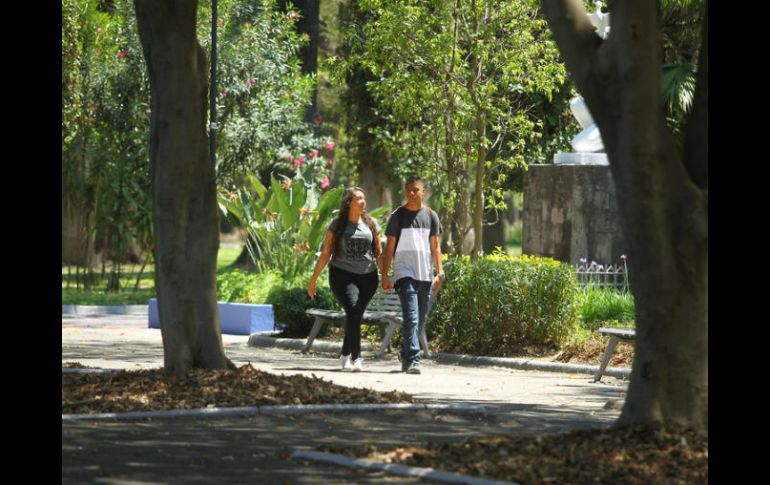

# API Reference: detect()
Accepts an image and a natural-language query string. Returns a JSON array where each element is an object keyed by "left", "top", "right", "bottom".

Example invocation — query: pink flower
[
  {"left": 323, "top": 141, "right": 335, "bottom": 151},
  {"left": 312, "top": 114, "right": 324, "bottom": 125},
  {"left": 221, "top": 89, "right": 228, "bottom": 97},
  {"left": 327, "top": 158, "right": 334, "bottom": 166},
  {"left": 246, "top": 79, "right": 256, "bottom": 88},
  {"left": 292, "top": 159, "right": 302, "bottom": 169},
  {"left": 287, "top": 11, "right": 300, "bottom": 22},
  {"left": 320, "top": 176, "right": 330, "bottom": 189},
  {"left": 286, "top": 154, "right": 294, "bottom": 163},
  {"left": 118, "top": 50, "right": 128, "bottom": 59},
  {"left": 309, "top": 149, "right": 319, "bottom": 158},
  {"left": 216, "top": 19, "right": 224, "bottom": 26}
]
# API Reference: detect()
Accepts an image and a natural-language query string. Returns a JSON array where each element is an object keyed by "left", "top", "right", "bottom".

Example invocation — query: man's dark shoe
[{"left": 405, "top": 363, "right": 421, "bottom": 375}]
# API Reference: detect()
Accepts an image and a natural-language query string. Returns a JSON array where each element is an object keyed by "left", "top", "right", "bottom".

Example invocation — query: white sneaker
[
  {"left": 351, "top": 357, "right": 363, "bottom": 372},
  {"left": 340, "top": 354, "right": 352, "bottom": 371}
]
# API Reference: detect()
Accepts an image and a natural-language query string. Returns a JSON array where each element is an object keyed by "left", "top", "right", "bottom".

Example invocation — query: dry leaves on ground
[
  {"left": 61, "top": 363, "right": 414, "bottom": 414},
  {"left": 323, "top": 424, "right": 707, "bottom": 485}
]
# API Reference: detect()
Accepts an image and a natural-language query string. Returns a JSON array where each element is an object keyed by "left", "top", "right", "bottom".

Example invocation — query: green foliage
[
  {"left": 266, "top": 286, "right": 338, "bottom": 337},
  {"left": 197, "top": 0, "right": 331, "bottom": 188},
  {"left": 430, "top": 253, "right": 580, "bottom": 354},
  {"left": 216, "top": 269, "right": 280, "bottom": 303},
  {"left": 62, "top": 288, "right": 156, "bottom": 306},
  {"left": 62, "top": 0, "right": 328, "bottom": 290},
  {"left": 218, "top": 170, "right": 344, "bottom": 280},
  {"left": 658, "top": 0, "right": 703, "bottom": 149},
  {"left": 62, "top": 0, "right": 153, "bottom": 288},
  {"left": 578, "top": 286, "right": 635, "bottom": 330},
  {"left": 216, "top": 247, "right": 244, "bottom": 270},
  {"left": 330, "top": 0, "right": 572, "bottom": 252}
]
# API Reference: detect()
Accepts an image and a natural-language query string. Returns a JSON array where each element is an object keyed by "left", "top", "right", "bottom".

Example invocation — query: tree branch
[{"left": 540, "top": 0, "right": 603, "bottom": 101}]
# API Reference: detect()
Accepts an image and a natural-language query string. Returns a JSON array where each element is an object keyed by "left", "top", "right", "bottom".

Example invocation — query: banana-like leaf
[
  {"left": 308, "top": 186, "right": 343, "bottom": 250},
  {"left": 245, "top": 173, "right": 267, "bottom": 201},
  {"left": 368, "top": 205, "right": 391, "bottom": 223},
  {"left": 217, "top": 192, "right": 244, "bottom": 223},
  {"left": 270, "top": 175, "right": 296, "bottom": 226},
  {"left": 290, "top": 182, "right": 307, "bottom": 215}
]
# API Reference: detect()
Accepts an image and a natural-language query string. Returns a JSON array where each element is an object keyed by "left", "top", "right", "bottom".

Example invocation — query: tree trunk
[
  {"left": 135, "top": 0, "right": 234, "bottom": 376},
  {"left": 472, "top": 109, "right": 486, "bottom": 257},
  {"left": 541, "top": 0, "right": 707, "bottom": 429},
  {"left": 482, "top": 209, "right": 507, "bottom": 254},
  {"left": 280, "top": 0, "right": 320, "bottom": 122},
  {"left": 358, "top": 146, "right": 393, "bottom": 209}
]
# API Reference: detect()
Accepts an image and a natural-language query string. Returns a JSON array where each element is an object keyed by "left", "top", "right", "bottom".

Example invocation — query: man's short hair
[{"left": 404, "top": 175, "right": 423, "bottom": 186}]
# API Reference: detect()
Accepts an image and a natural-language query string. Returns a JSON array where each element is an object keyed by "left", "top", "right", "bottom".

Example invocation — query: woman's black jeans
[{"left": 328, "top": 265, "right": 379, "bottom": 360}]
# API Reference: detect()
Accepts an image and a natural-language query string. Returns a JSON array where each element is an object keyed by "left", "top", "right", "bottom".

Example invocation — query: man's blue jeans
[{"left": 395, "top": 277, "right": 432, "bottom": 367}]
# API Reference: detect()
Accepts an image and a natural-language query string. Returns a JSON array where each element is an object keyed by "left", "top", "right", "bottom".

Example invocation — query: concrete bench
[
  {"left": 593, "top": 326, "right": 636, "bottom": 382},
  {"left": 303, "top": 290, "right": 432, "bottom": 358}
]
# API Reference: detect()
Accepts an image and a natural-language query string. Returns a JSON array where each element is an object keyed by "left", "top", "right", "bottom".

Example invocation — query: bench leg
[
  {"left": 301, "top": 317, "right": 326, "bottom": 354},
  {"left": 375, "top": 320, "right": 399, "bottom": 358},
  {"left": 593, "top": 336, "right": 619, "bottom": 382}
]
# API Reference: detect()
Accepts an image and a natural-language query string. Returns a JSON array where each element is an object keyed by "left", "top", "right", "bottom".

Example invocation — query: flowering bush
[{"left": 277, "top": 135, "right": 337, "bottom": 191}]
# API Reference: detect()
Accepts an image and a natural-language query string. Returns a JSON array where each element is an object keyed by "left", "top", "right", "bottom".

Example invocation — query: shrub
[
  {"left": 216, "top": 269, "right": 284, "bottom": 303},
  {"left": 578, "top": 286, "right": 635, "bottom": 330},
  {"left": 429, "top": 253, "right": 580, "bottom": 354},
  {"left": 266, "top": 286, "right": 338, "bottom": 337}
]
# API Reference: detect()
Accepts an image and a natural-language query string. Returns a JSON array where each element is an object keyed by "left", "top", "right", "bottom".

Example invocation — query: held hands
[
  {"left": 381, "top": 273, "right": 393, "bottom": 291},
  {"left": 307, "top": 278, "right": 317, "bottom": 299}
]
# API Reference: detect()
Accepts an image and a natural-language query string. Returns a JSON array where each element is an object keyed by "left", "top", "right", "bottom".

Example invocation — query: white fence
[{"left": 575, "top": 262, "right": 628, "bottom": 289}]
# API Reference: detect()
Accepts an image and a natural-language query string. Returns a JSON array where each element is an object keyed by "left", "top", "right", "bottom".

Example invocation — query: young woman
[{"left": 307, "top": 187, "right": 382, "bottom": 372}]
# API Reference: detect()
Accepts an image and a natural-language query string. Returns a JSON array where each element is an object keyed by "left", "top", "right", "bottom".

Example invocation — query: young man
[{"left": 381, "top": 176, "right": 444, "bottom": 374}]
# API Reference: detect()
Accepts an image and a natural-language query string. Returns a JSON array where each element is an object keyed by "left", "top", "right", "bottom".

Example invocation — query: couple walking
[{"left": 307, "top": 176, "right": 445, "bottom": 374}]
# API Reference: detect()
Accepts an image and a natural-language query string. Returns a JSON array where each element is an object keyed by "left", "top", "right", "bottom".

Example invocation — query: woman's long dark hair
[{"left": 330, "top": 187, "right": 382, "bottom": 258}]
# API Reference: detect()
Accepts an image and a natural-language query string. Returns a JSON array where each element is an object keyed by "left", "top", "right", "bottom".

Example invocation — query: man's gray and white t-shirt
[
  {"left": 328, "top": 219, "right": 379, "bottom": 274},
  {"left": 385, "top": 206, "right": 442, "bottom": 283}
]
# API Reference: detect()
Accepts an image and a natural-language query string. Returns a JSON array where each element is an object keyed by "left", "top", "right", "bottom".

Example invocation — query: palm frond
[{"left": 661, "top": 63, "right": 696, "bottom": 114}]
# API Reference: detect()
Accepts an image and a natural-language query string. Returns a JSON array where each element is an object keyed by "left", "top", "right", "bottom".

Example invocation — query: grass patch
[
  {"left": 216, "top": 246, "right": 243, "bottom": 271},
  {"left": 579, "top": 286, "right": 635, "bottom": 330},
  {"left": 62, "top": 288, "right": 156, "bottom": 306},
  {"left": 62, "top": 246, "right": 245, "bottom": 306}
]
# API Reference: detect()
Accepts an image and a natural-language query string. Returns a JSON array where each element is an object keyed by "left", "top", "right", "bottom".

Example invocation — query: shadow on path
[{"left": 63, "top": 404, "right": 615, "bottom": 484}]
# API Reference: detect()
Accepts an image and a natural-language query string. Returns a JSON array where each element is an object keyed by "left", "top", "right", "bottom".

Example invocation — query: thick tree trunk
[
  {"left": 135, "top": 0, "right": 234, "bottom": 376},
  {"left": 358, "top": 147, "right": 393, "bottom": 209},
  {"left": 346, "top": 69, "right": 392, "bottom": 208},
  {"left": 541, "top": 0, "right": 707, "bottom": 429}
]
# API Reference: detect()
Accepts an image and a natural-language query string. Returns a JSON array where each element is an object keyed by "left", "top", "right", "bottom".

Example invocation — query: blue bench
[{"left": 148, "top": 298, "right": 274, "bottom": 336}]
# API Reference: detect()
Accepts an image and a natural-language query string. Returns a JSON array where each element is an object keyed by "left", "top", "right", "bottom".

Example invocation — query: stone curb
[
  {"left": 62, "top": 368, "right": 123, "bottom": 374},
  {"left": 248, "top": 335, "right": 631, "bottom": 379},
  {"left": 248, "top": 335, "right": 380, "bottom": 354},
  {"left": 62, "top": 403, "right": 486, "bottom": 422},
  {"left": 62, "top": 304, "right": 149, "bottom": 316},
  {"left": 291, "top": 450, "right": 519, "bottom": 485},
  {"left": 430, "top": 352, "right": 631, "bottom": 379}
]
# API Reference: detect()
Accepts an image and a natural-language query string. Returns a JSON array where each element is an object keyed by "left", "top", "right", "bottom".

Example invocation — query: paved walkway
[{"left": 62, "top": 312, "right": 628, "bottom": 484}]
